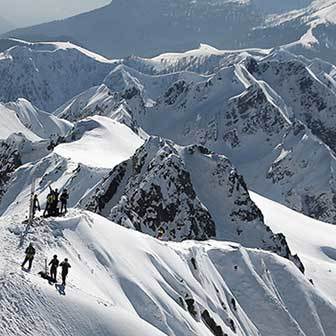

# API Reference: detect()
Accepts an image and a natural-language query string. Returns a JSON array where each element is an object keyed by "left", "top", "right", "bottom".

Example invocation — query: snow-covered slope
[
  {"left": 251, "top": 191, "right": 336, "bottom": 304},
  {"left": 1, "top": 210, "right": 335, "bottom": 336},
  {"left": 54, "top": 116, "right": 144, "bottom": 169},
  {"left": 0, "top": 42, "right": 117, "bottom": 111},
  {"left": 4, "top": 99, "right": 72, "bottom": 140},
  {"left": 79, "top": 136, "right": 303, "bottom": 271},
  {"left": 0, "top": 117, "right": 145, "bottom": 217},
  {"left": 54, "top": 48, "right": 336, "bottom": 225}
]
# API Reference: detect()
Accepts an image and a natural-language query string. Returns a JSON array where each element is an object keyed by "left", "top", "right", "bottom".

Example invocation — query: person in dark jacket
[
  {"left": 49, "top": 186, "right": 60, "bottom": 216},
  {"left": 60, "top": 189, "right": 69, "bottom": 214},
  {"left": 59, "top": 258, "right": 71, "bottom": 286},
  {"left": 49, "top": 255, "right": 59, "bottom": 282},
  {"left": 43, "top": 192, "right": 55, "bottom": 217},
  {"left": 21, "top": 243, "right": 36, "bottom": 270},
  {"left": 32, "top": 194, "right": 41, "bottom": 218},
  {"left": 46, "top": 185, "right": 60, "bottom": 216}
]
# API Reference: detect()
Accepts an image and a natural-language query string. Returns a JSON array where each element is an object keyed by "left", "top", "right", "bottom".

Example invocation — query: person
[
  {"left": 21, "top": 243, "right": 36, "bottom": 270},
  {"left": 59, "top": 258, "right": 71, "bottom": 286},
  {"left": 45, "top": 185, "right": 60, "bottom": 216},
  {"left": 43, "top": 192, "right": 54, "bottom": 217},
  {"left": 60, "top": 189, "right": 69, "bottom": 214},
  {"left": 49, "top": 255, "right": 59, "bottom": 282},
  {"left": 49, "top": 186, "right": 60, "bottom": 216},
  {"left": 32, "top": 194, "right": 41, "bottom": 218}
]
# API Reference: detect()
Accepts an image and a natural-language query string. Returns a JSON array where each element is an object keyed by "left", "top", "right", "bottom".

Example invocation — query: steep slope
[
  {"left": 4, "top": 99, "right": 72, "bottom": 140},
  {"left": 79, "top": 136, "right": 303, "bottom": 271},
  {"left": 0, "top": 99, "right": 73, "bottom": 205},
  {"left": 0, "top": 117, "right": 143, "bottom": 217},
  {"left": 81, "top": 53, "right": 336, "bottom": 225},
  {"left": 1, "top": 211, "right": 335, "bottom": 336},
  {"left": 0, "top": 42, "right": 117, "bottom": 111},
  {"left": 251, "top": 192, "right": 336, "bottom": 303}
]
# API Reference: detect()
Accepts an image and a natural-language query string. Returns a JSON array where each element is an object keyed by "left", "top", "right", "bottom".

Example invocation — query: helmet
[
  {"left": 65, "top": 258, "right": 68, "bottom": 262},
  {"left": 53, "top": 255, "right": 57, "bottom": 258}
]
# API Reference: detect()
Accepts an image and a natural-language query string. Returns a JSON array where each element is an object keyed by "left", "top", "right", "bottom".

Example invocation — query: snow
[
  {"left": 0, "top": 103, "right": 41, "bottom": 141},
  {"left": 54, "top": 116, "right": 144, "bottom": 169},
  {"left": 251, "top": 191, "right": 336, "bottom": 303},
  {"left": 5, "top": 99, "right": 73, "bottom": 140},
  {"left": 1, "top": 210, "right": 335, "bottom": 336}
]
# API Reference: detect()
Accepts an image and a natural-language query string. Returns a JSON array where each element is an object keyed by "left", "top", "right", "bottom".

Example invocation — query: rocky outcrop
[{"left": 81, "top": 136, "right": 304, "bottom": 272}]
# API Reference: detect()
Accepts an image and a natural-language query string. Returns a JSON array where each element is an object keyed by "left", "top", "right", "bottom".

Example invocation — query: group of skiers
[
  {"left": 21, "top": 243, "right": 71, "bottom": 286},
  {"left": 32, "top": 185, "right": 69, "bottom": 218},
  {"left": 49, "top": 254, "right": 71, "bottom": 285}
]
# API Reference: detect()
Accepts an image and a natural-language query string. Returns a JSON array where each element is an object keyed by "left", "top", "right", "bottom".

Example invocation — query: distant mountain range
[
  {"left": 1, "top": 6, "right": 336, "bottom": 332},
  {"left": 2, "top": 0, "right": 336, "bottom": 63}
]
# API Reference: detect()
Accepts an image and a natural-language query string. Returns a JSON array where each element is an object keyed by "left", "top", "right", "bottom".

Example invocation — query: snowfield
[
  {"left": 1, "top": 210, "right": 335, "bottom": 336},
  {"left": 251, "top": 192, "right": 336, "bottom": 304},
  {"left": 54, "top": 116, "right": 144, "bottom": 169},
  {"left": 2, "top": 5, "right": 336, "bottom": 333}
]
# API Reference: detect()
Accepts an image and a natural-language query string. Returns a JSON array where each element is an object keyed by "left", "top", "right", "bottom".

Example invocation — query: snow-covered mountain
[
  {"left": 1, "top": 210, "right": 335, "bottom": 336},
  {"left": 47, "top": 44, "right": 336, "bottom": 225},
  {"left": 3, "top": 0, "right": 336, "bottom": 63},
  {"left": 1, "top": 25, "right": 336, "bottom": 335},
  {"left": 0, "top": 41, "right": 117, "bottom": 111},
  {"left": 79, "top": 136, "right": 303, "bottom": 270}
]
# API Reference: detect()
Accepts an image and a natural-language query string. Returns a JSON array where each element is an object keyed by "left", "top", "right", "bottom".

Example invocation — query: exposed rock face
[
  {"left": 0, "top": 136, "right": 22, "bottom": 201},
  {"left": 83, "top": 137, "right": 216, "bottom": 241},
  {"left": 81, "top": 136, "right": 304, "bottom": 272}
]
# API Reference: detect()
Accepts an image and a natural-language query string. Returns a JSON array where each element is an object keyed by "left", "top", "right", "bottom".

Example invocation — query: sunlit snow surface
[
  {"left": 1, "top": 211, "right": 335, "bottom": 336},
  {"left": 251, "top": 192, "right": 336, "bottom": 304},
  {"left": 54, "top": 116, "right": 144, "bottom": 169}
]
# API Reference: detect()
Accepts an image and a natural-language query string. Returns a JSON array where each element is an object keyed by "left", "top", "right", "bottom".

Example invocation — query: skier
[
  {"left": 32, "top": 194, "right": 41, "bottom": 218},
  {"left": 49, "top": 255, "right": 59, "bottom": 282},
  {"left": 49, "top": 186, "right": 60, "bottom": 216},
  {"left": 59, "top": 258, "right": 71, "bottom": 286},
  {"left": 47, "top": 185, "right": 59, "bottom": 216},
  {"left": 60, "top": 189, "right": 69, "bottom": 214},
  {"left": 43, "top": 192, "right": 54, "bottom": 217},
  {"left": 21, "top": 243, "right": 36, "bottom": 270}
]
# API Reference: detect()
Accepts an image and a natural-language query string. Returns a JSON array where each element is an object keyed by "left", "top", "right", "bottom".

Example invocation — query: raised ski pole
[
  {"left": 19, "top": 178, "right": 36, "bottom": 247},
  {"left": 28, "top": 178, "right": 36, "bottom": 227}
]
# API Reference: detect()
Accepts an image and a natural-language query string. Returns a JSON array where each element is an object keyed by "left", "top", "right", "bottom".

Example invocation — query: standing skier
[
  {"left": 43, "top": 192, "right": 54, "bottom": 217},
  {"left": 32, "top": 194, "right": 41, "bottom": 218},
  {"left": 60, "top": 189, "right": 69, "bottom": 214},
  {"left": 49, "top": 255, "right": 59, "bottom": 282},
  {"left": 49, "top": 186, "right": 60, "bottom": 216},
  {"left": 59, "top": 258, "right": 71, "bottom": 286},
  {"left": 21, "top": 243, "right": 36, "bottom": 270}
]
